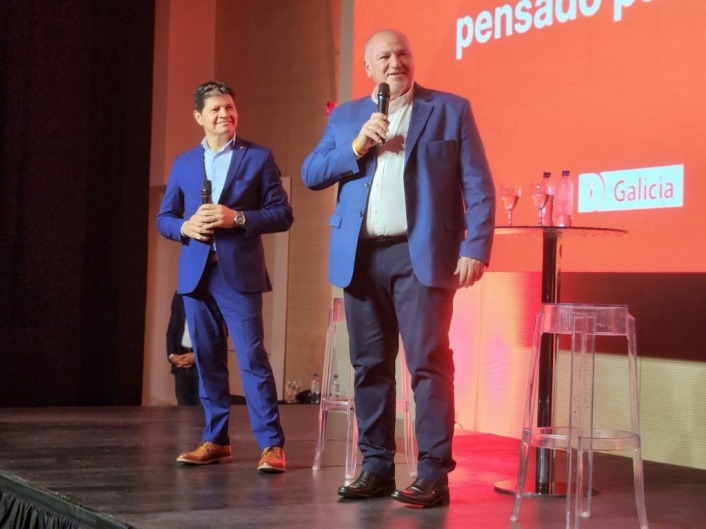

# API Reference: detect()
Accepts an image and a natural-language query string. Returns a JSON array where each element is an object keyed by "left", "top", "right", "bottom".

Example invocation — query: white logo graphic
[{"left": 578, "top": 165, "right": 684, "bottom": 212}]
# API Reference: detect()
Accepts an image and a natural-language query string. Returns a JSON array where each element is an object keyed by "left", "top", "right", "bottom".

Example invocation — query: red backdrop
[{"left": 353, "top": 0, "right": 706, "bottom": 273}]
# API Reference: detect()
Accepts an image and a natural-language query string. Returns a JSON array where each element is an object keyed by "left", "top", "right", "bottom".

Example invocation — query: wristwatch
[{"left": 234, "top": 212, "right": 246, "bottom": 228}]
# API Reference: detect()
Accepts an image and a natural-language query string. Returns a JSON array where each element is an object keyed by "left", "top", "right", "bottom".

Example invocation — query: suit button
[
  {"left": 359, "top": 211, "right": 364, "bottom": 217},
  {"left": 365, "top": 181, "right": 371, "bottom": 187}
]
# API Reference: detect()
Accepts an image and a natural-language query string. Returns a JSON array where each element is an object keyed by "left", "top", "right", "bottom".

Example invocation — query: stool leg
[
  {"left": 399, "top": 344, "right": 418, "bottom": 477},
  {"left": 574, "top": 440, "right": 595, "bottom": 528},
  {"left": 511, "top": 311, "right": 545, "bottom": 523},
  {"left": 633, "top": 442, "right": 649, "bottom": 529},
  {"left": 345, "top": 409, "right": 358, "bottom": 481},
  {"left": 627, "top": 316, "right": 649, "bottom": 528},
  {"left": 313, "top": 301, "right": 336, "bottom": 473},
  {"left": 569, "top": 312, "right": 594, "bottom": 529},
  {"left": 578, "top": 441, "right": 594, "bottom": 519},
  {"left": 312, "top": 405, "right": 328, "bottom": 472},
  {"left": 511, "top": 434, "right": 531, "bottom": 522},
  {"left": 403, "top": 400, "right": 418, "bottom": 477},
  {"left": 566, "top": 441, "right": 575, "bottom": 529},
  {"left": 575, "top": 321, "right": 596, "bottom": 524}
]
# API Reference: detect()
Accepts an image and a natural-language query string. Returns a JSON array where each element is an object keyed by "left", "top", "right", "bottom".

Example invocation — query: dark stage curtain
[
  {"left": 0, "top": 492, "right": 81, "bottom": 529},
  {"left": 0, "top": 1, "right": 155, "bottom": 406}
]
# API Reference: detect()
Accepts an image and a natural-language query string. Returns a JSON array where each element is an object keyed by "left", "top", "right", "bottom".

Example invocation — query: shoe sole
[
  {"left": 390, "top": 491, "right": 450, "bottom": 508},
  {"left": 176, "top": 456, "right": 233, "bottom": 465},
  {"left": 338, "top": 483, "right": 396, "bottom": 499},
  {"left": 258, "top": 464, "right": 285, "bottom": 473}
]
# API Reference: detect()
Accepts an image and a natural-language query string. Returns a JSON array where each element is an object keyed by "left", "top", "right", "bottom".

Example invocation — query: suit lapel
[
  {"left": 405, "top": 84, "right": 433, "bottom": 167},
  {"left": 219, "top": 137, "right": 248, "bottom": 204},
  {"left": 357, "top": 98, "right": 377, "bottom": 124}
]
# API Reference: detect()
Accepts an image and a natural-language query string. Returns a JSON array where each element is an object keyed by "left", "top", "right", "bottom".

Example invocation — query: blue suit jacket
[
  {"left": 301, "top": 84, "right": 495, "bottom": 290},
  {"left": 157, "top": 137, "right": 293, "bottom": 294}
]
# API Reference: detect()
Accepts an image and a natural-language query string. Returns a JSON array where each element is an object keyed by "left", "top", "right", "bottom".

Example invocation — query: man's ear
[
  {"left": 193, "top": 110, "right": 203, "bottom": 126},
  {"left": 364, "top": 60, "right": 372, "bottom": 78}
]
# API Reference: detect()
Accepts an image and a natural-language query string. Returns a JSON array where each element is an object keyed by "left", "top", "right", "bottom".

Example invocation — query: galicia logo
[{"left": 578, "top": 164, "right": 684, "bottom": 212}]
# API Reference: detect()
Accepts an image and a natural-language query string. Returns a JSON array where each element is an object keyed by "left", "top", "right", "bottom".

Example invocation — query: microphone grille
[{"left": 378, "top": 83, "right": 390, "bottom": 96}]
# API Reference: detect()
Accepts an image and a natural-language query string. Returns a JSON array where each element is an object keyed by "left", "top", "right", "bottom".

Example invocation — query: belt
[
  {"left": 208, "top": 251, "right": 218, "bottom": 263},
  {"left": 360, "top": 235, "right": 408, "bottom": 247},
  {"left": 180, "top": 346, "right": 193, "bottom": 353}
]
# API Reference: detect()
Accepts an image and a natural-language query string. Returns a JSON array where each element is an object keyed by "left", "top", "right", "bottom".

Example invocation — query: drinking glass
[
  {"left": 499, "top": 184, "right": 521, "bottom": 226},
  {"left": 530, "top": 182, "right": 549, "bottom": 226},
  {"left": 285, "top": 380, "right": 301, "bottom": 403}
]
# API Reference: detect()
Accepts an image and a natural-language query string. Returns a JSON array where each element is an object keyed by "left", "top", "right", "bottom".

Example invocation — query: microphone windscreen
[
  {"left": 201, "top": 179, "right": 212, "bottom": 204},
  {"left": 377, "top": 83, "right": 390, "bottom": 115}
]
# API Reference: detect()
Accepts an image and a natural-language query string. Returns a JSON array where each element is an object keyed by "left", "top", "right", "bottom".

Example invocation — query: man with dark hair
[
  {"left": 166, "top": 292, "right": 200, "bottom": 406},
  {"left": 158, "top": 80, "right": 293, "bottom": 473},
  {"left": 302, "top": 30, "right": 495, "bottom": 506},
  {"left": 193, "top": 80, "right": 235, "bottom": 112}
]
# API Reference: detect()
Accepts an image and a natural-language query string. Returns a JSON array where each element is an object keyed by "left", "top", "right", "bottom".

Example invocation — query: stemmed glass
[
  {"left": 530, "top": 181, "right": 549, "bottom": 226},
  {"left": 285, "top": 380, "right": 301, "bottom": 403},
  {"left": 499, "top": 184, "right": 521, "bottom": 226}
]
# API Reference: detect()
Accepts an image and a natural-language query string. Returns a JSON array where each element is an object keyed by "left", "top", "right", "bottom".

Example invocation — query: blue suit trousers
[
  {"left": 343, "top": 241, "right": 456, "bottom": 482},
  {"left": 182, "top": 262, "right": 284, "bottom": 449}
]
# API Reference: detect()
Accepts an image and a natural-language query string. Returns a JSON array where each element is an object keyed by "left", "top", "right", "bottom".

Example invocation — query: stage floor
[{"left": 0, "top": 405, "right": 704, "bottom": 528}]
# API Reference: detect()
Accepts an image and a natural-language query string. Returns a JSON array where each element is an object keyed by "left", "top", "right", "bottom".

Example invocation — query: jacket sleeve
[
  {"left": 301, "top": 106, "right": 366, "bottom": 191},
  {"left": 240, "top": 151, "right": 294, "bottom": 237},
  {"left": 458, "top": 99, "right": 496, "bottom": 265},
  {"left": 156, "top": 155, "right": 187, "bottom": 243}
]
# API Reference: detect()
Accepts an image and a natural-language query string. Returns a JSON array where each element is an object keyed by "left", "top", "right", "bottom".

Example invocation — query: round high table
[{"left": 492, "top": 225, "right": 627, "bottom": 497}]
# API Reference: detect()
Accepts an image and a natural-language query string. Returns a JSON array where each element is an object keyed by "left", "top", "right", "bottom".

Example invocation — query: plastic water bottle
[
  {"left": 310, "top": 373, "right": 321, "bottom": 404},
  {"left": 541, "top": 171, "right": 554, "bottom": 226},
  {"left": 331, "top": 374, "right": 341, "bottom": 398},
  {"left": 555, "top": 170, "right": 574, "bottom": 227}
]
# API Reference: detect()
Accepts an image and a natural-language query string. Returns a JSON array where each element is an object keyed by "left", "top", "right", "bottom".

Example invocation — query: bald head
[{"left": 364, "top": 29, "right": 415, "bottom": 99}]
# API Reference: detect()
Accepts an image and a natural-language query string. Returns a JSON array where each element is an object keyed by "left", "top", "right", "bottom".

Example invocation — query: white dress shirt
[{"left": 361, "top": 87, "right": 414, "bottom": 239}]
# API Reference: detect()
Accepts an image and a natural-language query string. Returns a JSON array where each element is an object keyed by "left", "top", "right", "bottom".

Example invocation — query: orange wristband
[{"left": 352, "top": 138, "right": 368, "bottom": 156}]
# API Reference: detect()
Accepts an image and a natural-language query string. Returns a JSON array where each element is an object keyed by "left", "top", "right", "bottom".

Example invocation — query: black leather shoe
[
  {"left": 391, "top": 478, "right": 450, "bottom": 507},
  {"left": 338, "top": 470, "right": 396, "bottom": 499}
]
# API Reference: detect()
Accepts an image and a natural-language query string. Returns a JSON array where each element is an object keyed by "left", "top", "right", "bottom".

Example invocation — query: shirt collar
[
  {"left": 201, "top": 134, "right": 237, "bottom": 153},
  {"left": 370, "top": 84, "right": 415, "bottom": 114}
]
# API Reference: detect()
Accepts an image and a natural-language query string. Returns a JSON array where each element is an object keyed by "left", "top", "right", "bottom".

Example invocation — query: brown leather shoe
[
  {"left": 258, "top": 446, "right": 286, "bottom": 473},
  {"left": 176, "top": 442, "right": 233, "bottom": 465}
]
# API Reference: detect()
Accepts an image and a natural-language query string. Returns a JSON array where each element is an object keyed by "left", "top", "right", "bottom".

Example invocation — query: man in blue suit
[
  {"left": 302, "top": 30, "right": 495, "bottom": 506},
  {"left": 158, "top": 81, "right": 293, "bottom": 473}
]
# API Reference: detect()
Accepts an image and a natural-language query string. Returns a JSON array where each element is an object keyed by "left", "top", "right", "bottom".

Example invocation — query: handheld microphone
[
  {"left": 377, "top": 83, "right": 390, "bottom": 115},
  {"left": 201, "top": 179, "right": 212, "bottom": 205},
  {"left": 377, "top": 83, "right": 390, "bottom": 144}
]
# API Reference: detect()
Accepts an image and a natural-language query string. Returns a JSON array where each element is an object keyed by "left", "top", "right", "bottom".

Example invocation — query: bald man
[{"left": 302, "top": 29, "right": 495, "bottom": 507}]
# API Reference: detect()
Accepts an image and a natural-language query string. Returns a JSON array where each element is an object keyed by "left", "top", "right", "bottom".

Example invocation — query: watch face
[{"left": 235, "top": 214, "right": 245, "bottom": 226}]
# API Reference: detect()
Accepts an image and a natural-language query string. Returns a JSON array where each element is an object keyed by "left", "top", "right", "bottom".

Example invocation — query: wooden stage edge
[{"left": 1, "top": 406, "right": 705, "bottom": 529}]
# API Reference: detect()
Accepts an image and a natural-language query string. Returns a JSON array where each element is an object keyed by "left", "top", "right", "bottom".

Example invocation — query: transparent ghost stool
[
  {"left": 511, "top": 303, "right": 648, "bottom": 529},
  {"left": 312, "top": 297, "right": 418, "bottom": 481}
]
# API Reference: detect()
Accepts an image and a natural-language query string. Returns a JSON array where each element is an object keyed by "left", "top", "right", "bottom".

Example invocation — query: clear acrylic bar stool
[
  {"left": 312, "top": 297, "right": 358, "bottom": 480},
  {"left": 312, "top": 297, "right": 418, "bottom": 480},
  {"left": 511, "top": 303, "right": 648, "bottom": 529},
  {"left": 397, "top": 340, "right": 418, "bottom": 478}
]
